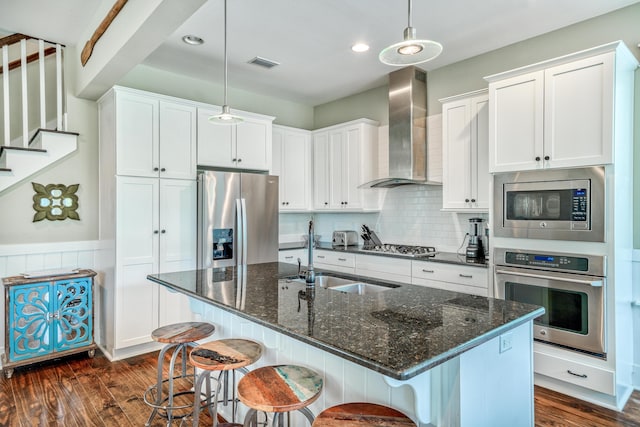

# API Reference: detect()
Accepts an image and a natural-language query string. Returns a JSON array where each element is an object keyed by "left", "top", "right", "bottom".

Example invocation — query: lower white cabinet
[
  {"left": 412, "top": 260, "right": 488, "bottom": 296},
  {"left": 114, "top": 177, "right": 196, "bottom": 350},
  {"left": 355, "top": 254, "right": 412, "bottom": 284},
  {"left": 279, "top": 249, "right": 307, "bottom": 265},
  {"left": 313, "top": 250, "right": 356, "bottom": 274}
]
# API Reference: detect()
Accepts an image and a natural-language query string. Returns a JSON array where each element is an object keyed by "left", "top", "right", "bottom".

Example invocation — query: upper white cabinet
[
  {"left": 312, "top": 119, "right": 379, "bottom": 211},
  {"left": 197, "top": 107, "right": 274, "bottom": 171},
  {"left": 486, "top": 43, "right": 631, "bottom": 173},
  {"left": 272, "top": 125, "right": 312, "bottom": 211},
  {"left": 109, "top": 88, "right": 196, "bottom": 179},
  {"left": 441, "top": 90, "right": 489, "bottom": 211}
]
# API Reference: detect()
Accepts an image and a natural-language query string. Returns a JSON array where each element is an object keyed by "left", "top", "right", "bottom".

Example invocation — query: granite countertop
[
  {"left": 148, "top": 263, "right": 542, "bottom": 380},
  {"left": 280, "top": 242, "right": 490, "bottom": 267}
]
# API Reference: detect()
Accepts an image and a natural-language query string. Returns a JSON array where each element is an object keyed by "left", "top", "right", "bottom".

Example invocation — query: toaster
[{"left": 332, "top": 230, "right": 359, "bottom": 246}]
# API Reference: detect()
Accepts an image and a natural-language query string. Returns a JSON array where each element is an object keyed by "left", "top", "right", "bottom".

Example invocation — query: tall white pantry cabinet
[{"left": 98, "top": 87, "right": 196, "bottom": 360}]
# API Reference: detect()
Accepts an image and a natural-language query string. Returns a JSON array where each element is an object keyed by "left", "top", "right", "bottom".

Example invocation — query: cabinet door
[
  {"left": 236, "top": 118, "right": 270, "bottom": 171},
  {"left": 8, "top": 283, "right": 53, "bottom": 361},
  {"left": 272, "top": 128, "right": 285, "bottom": 205},
  {"left": 471, "top": 95, "right": 489, "bottom": 210},
  {"left": 157, "top": 179, "right": 196, "bottom": 325},
  {"left": 442, "top": 98, "right": 472, "bottom": 210},
  {"left": 159, "top": 101, "right": 196, "bottom": 180},
  {"left": 489, "top": 71, "right": 544, "bottom": 172},
  {"left": 54, "top": 278, "right": 93, "bottom": 351},
  {"left": 115, "top": 92, "right": 159, "bottom": 177},
  {"left": 282, "top": 131, "right": 310, "bottom": 210},
  {"left": 328, "top": 130, "right": 345, "bottom": 209},
  {"left": 115, "top": 177, "right": 160, "bottom": 348},
  {"left": 544, "top": 52, "right": 614, "bottom": 168},
  {"left": 343, "top": 126, "right": 363, "bottom": 209},
  {"left": 197, "top": 108, "right": 235, "bottom": 168},
  {"left": 313, "top": 132, "right": 331, "bottom": 209}
]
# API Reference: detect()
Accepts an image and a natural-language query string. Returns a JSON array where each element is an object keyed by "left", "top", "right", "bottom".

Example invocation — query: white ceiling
[{"left": 1, "top": 0, "right": 639, "bottom": 106}]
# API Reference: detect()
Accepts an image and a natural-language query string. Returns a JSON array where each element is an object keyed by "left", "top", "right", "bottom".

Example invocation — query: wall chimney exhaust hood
[{"left": 361, "top": 66, "right": 441, "bottom": 188}]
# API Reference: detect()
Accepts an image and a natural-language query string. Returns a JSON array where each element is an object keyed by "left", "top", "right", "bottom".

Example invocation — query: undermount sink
[
  {"left": 285, "top": 274, "right": 398, "bottom": 294},
  {"left": 329, "top": 282, "right": 395, "bottom": 295}
]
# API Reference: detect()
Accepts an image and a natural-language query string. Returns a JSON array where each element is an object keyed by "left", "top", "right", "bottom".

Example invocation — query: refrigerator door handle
[
  {"left": 236, "top": 198, "right": 243, "bottom": 265},
  {"left": 241, "top": 198, "right": 248, "bottom": 265}
]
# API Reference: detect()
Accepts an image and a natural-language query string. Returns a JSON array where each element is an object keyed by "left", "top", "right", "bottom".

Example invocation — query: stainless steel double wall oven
[{"left": 493, "top": 167, "right": 607, "bottom": 356}]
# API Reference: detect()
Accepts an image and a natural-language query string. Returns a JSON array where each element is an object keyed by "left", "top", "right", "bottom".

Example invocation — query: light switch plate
[{"left": 500, "top": 332, "right": 513, "bottom": 353}]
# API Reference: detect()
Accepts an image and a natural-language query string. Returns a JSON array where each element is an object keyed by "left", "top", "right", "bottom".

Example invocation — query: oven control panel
[
  {"left": 571, "top": 188, "right": 588, "bottom": 222},
  {"left": 504, "top": 251, "right": 589, "bottom": 272}
]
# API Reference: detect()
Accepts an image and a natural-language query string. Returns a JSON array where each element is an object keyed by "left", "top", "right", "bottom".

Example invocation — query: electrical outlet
[{"left": 500, "top": 332, "right": 513, "bottom": 353}]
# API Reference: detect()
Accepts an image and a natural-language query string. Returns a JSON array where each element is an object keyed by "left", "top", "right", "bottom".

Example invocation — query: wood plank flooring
[{"left": 1, "top": 350, "right": 640, "bottom": 426}]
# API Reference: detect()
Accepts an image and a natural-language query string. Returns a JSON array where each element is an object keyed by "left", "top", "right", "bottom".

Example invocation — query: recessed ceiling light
[
  {"left": 351, "top": 43, "right": 370, "bottom": 53},
  {"left": 182, "top": 35, "right": 204, "bottom": 45}
]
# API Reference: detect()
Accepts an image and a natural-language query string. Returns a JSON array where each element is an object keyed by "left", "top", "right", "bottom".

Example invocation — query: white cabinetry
[
  {"left": 279, "top": 249, "right": 306, "bottom": 265},
  {"left": 313, "top": 250, "right": 356, "bottom": 274},
  {"left": 115, "top": 177, "right": 196, "bottom": 348},
  {"left": 272, "top": 125, "right": 312, "bottom": 211},
  {"left": 112, "top": 88, "right": 196, "bottom": 180},
  {"left": 487, "top": 49, "right": 616, "bottom": 173},
  {"left": 356, "top": 254, "right": 412, "bottom": 284},
  {"left": 441, "top": 90, "right": 489, "bottom": 211},
  {"left": 98, "top": 87, "right": 197, "bottom": 358},
  {"left": 313, "top": 119, "right": 379, "bottom": 211},
  {"left": 197, "top": 107, "right": 274, "bottom": 171},
  {"left": 412, "top": 261, "right": 488, "bottom": 296}
]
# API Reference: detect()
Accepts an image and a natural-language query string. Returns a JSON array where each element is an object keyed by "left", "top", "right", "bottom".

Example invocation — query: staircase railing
[{"left": 0, "top": 34, "right": 66, "bottom": 148}]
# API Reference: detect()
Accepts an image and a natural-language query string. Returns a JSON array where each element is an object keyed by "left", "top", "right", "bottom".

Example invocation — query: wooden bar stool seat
[
  {"left": 143, "top": 321, "right": 215, "bottom": 426},
  {"left": 237, "top": 365, "right": 323, "bottom": 426},
  {"left": 312, "top": 403, "right": 416, "bottom": 427},
  {"left": 190, "top": 339, "right": 263, "bottom": 427}
]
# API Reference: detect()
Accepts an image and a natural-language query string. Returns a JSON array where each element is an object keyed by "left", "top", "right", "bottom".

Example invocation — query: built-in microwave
[{"left": 494, "top": 167, "right": 605, "bottom": 242}]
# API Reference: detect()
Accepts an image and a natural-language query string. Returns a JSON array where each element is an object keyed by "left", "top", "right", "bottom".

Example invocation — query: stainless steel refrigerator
[{"left": 197, "top": 170, "right": 279, "bottom": 268}]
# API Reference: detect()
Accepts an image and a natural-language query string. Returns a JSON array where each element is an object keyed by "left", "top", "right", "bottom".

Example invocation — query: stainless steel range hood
[{"left": 361, "top": 66, "right": 441, "bottom": 188}]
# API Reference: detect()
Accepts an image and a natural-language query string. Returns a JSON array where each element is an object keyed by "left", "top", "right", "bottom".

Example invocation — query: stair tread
[
  {"left": 0, "top": 146, "right": 47, "bottom": 155},
  {"left": 0, "top": 168, "right": 11, "bottom": 172},
  {"left": 28, "top": 128, "right": 79, "bottom": 146}
]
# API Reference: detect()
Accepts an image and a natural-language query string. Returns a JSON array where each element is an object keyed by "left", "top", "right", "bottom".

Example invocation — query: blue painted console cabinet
[{"left": 2, "top": 269, "right": 97, "bottom": 378}]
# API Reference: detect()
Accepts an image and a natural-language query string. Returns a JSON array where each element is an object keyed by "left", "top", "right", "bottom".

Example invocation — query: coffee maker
[{"left": 466, "top": 218, "right": 485, "bottom": 259}]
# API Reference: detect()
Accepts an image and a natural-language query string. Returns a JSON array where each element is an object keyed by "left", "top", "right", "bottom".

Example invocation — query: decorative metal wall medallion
[{"left": 32, "top": 183, "right": 80, "bottom": 222}]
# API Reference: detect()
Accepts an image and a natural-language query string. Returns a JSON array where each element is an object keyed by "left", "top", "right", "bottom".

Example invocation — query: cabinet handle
[
  {"left": 317, "top": 255, "right": 325, "bottom": 259},
  {"left": 459, "top": 274, "right": 473, "bottom": 278},
  {"left": 422, "top": 269, "right": 434, "bottom": 273},
  {"left": 286, "top": 202, "right": 289, "bottom": 205},
  {"left": 465, "top": 198, "right": 470, "bottom": 203},
  {"left": 544, "top": 155, "right": 550, "bottom": 161},
  {"left": 153, "top": 167, "right": 159, "bottom": 172},
  {"left": 161, "top": 229, "right": 166, "bottom": 234},
  {"left": 285, "top": 256, "right": 294, "bottom": 259},
  {"left": 237, "top": 158, "right": 242, "bottom": 163},
  {"left": 535, "top": 156, "right": 541, "bottom": 161},
  {"left": 338, "top": 258, "right": 347, "bottom": 261},
  {"left": 324, "top": 202, "right": 328, "bottom": 206},
  {"left": 232, "top": 158, "right": 237, "bottom": 162},
  {"left": 344, "top": 201, "right": 348, "bottom": 205},
  {"left": 470, "top": 198, "right": 476, "bottom": 203},
  {"left": 154, "top": 230, "right": 159, "bottom": 234},
  {"left": 567, "top": 370, "right": 587, "bottom": 379},
  {"left": 282, "top": 202, "right": 285, "bottom": 205},
  {"left": 161, "top": 167, "right": 166, "bottom": 172}
]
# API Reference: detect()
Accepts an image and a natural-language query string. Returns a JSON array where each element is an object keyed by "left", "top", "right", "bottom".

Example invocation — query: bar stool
[
  {"left": 189, "top": 338, "right": 263, "bottom": 427},
  {"left": 312, "top": 403, "right": 416, "bottom": 427},
  {"left": 144, "top": 321, "right": 216, "bottom": 426},
  {"left": 237, "top": 365, "right": 323, "bottom": 427}
]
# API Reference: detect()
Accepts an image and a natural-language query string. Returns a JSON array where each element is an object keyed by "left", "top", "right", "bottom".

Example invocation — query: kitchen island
[{"left": 148, "top": 262, "right": 543, "bottom": 426}]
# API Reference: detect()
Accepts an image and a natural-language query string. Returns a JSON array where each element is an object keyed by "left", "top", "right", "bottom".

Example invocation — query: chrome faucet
[{"left": 306, "top": 220, "right": 315, "bottom": 285}]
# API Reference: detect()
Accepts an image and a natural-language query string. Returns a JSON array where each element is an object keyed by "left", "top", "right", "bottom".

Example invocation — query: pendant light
[
  {"left": 379, "top": 0, "right": 442, "bottom": 66},
  {"left": 209, "top": 0, "right": 243, "bottom": 124}
]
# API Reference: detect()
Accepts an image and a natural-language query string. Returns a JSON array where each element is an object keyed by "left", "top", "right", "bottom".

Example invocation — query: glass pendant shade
[{"left": 379, "top": 1, "right": 442, "bottom": 66}]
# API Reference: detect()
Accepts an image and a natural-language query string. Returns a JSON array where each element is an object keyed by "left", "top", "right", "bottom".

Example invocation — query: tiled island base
[{"left": 188, "top": 299, "right": 534, "bottom": 427}]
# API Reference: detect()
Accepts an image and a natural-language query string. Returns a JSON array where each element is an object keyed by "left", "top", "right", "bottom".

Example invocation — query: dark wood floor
[{"left": 1, "top": 350, "right": 640, "bottom": 426}]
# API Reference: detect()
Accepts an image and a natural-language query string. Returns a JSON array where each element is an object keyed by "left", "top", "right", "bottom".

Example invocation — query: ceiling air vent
[{"left": 248, "top": 56, "right": 280, "bottom": 69}]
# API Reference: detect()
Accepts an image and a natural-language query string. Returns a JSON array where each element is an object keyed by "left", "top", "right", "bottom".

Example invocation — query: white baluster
[
  {"left": 39, "top": 39, "right": 46, "bottom": 129},
  {"left": 56, "top": 44, "right": 63, "bottom": 131},
  {"left": 21, "top": 39, "right": 28, "bottom": 147},
  {"left": 2, "top": 45, "right": 9, "bottom": 147}
]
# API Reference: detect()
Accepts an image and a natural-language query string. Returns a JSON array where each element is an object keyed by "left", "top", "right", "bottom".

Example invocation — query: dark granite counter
[
  {"left": 281, "top": 242, "right": 490, "bottom": 267},
  {"left": 148, "top": 263, "right": 542, "bottom": 380}
]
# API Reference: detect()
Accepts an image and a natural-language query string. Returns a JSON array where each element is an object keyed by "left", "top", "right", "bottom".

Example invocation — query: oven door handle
[{"left": 494, "top": 267, "right": 603, "bottom": 287}]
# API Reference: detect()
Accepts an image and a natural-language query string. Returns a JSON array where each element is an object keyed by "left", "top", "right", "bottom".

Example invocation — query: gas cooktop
[{"left": 360, "top": 244, "right": 438, "bottom": 258}]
